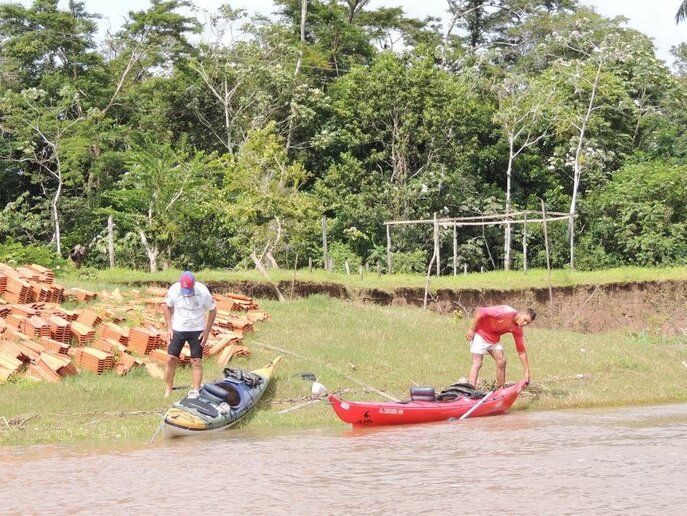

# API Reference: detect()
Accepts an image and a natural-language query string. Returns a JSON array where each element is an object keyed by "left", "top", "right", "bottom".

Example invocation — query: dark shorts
[{"left": 168, "top": 330, "right": 203, "bottom": 359}]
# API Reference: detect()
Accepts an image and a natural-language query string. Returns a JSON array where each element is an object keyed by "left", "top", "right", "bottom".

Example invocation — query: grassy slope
[
  {"left": 2, "top": 294, "right": 686, "bottom": 446},
  {"left": 61, "top": 265, "right": 687, "bottom": 292}
]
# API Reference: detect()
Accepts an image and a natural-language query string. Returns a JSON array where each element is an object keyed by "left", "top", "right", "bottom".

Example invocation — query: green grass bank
[{"left": 2, "top": 294, "right": 686, "bottom": 446}]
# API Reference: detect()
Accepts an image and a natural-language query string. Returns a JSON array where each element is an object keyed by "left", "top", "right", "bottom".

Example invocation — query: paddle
[{"left": 458, "top": 389, "right": 495, "bottom": 420}]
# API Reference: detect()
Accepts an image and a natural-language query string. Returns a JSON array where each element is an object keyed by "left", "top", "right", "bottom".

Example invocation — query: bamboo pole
[
  {"left": 386, "top": 223, "right": 392, "bottom": 274},
  {"left": 541, "top": 200, "right": 553, "bottom": 309},
  {"left": 523, "top": 212, "right": 528, "bottom": 273},
  {"left": 107, "top": 215, "right": 115, "bottom": 269},
  {"left": 322, "top": 215, "right": 328, "bottom": 271},
  {"left": 433, "top": 213, "right": 440, "bottom": 276},
  {"left": 453, "top": 223, "right": 458, "bottom": 276}
]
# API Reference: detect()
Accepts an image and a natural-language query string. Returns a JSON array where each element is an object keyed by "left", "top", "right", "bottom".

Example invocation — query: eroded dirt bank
[{"left": 141, "top": 279, "right": 687, "bottom": 336}]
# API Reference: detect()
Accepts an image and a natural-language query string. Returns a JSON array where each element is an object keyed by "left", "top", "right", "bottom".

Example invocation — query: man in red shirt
[{"left": 465, "top": 305, "right": 536, "bottom": 389}]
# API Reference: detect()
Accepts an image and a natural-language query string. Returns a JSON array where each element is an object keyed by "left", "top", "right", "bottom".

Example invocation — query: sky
[{"left": 5, "top": 0, "right": 687, "bottom": 65}]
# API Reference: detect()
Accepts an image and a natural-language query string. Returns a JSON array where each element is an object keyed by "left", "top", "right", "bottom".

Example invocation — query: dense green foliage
[{"left": 1, "top": 0, "right": 686, "bottom": 273}]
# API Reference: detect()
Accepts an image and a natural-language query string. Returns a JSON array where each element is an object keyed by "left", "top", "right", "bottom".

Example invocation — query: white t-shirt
[{"left": 165, "top": 281, "right": 216, "bottom": 331}]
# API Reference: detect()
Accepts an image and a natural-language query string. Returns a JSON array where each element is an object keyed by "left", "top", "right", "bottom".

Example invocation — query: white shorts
[{"left": 470, "top": 333, "right": 503, "bottom": 355}]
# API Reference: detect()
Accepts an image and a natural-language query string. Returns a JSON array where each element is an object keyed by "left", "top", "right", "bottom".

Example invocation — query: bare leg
[
  {"left": 468, "top": 353, "right": 484, "bottom": 388},
  {"left": 190, "top": 358, "right": 202, "bottom": 391},
  {"left": 164, "top": 355, "right": 179, "bottom": 397},
  {"left": 489, "top": 348, "right": 507, "bottom": 388}
]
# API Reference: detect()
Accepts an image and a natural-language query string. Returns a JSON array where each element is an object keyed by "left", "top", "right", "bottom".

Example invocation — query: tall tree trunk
[
  {"left": 286, "top": 0, "right": 308, "bottom": 152},
  {"left": 139, "top": 229, "right": 159, "bottom": 273},
  {"left": 569, "top": 61, "right": 602, "bottom": 270},
  {"left": 504, "top": 138, "right": 514, "bottom": 271}
]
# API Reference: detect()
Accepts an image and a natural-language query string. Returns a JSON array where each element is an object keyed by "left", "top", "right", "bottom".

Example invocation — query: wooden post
[
  {"left": 453, "top": 223, "right": 457, "bottom": 276},
  {"left": 107, "top": 215, "right": 115, "bottom": 269},
  {"left": 322, "top": 215, "right": 328, "bottom": 270},
  {"left": 541, "top": 200, "right": 553, "bottom": 309},
  {"left": 433, "top": 213, "right": 440, "bottom": 276},
  {"left": 359, "top": 265, "right": 364, "bottom": 280},
  {"left": 344, "top": 259, "right": 350, "bottom": 275},
  {"left": 463, "top": 264, "right": 467, "bottom": 276},
  {"left": 377, "top": 261, "right": 382, "bottom": 277},
  {"left": 386, "top": 223, "right": 392, "bottom": 275},
  {"left": 522, "top": 212, "right": 528, "bottom": 273},
  {"left": 308, "top": 257, "right": 312, "bottom": 272}
]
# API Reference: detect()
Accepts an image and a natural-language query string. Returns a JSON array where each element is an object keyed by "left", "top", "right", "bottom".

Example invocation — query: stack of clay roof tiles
[
  {"left": 1, "top": 273, "right": 32, "bottom": 304},
  {"left": 72, "top": 288, "right": 97, "bottom": 302},
  {"left": 92, "top": 337, "right": 127, "bottom": 355},
  {"left": 21, "top": 316, "right": 51, "bottom": 339},
  {"left": 213, "top": 294, "right": 238, "bottom": 312},
  {"left": 147, "top": 348, "right": 169, "bottom": 366},
  {"left": 72, "top": 347, "right": 114, "bottom": 374},
  {"left": 56, "top": 309, "right": 79, "bottom": 322},
  {"left": 26, "top": 351, "right": 77, "bottom": 382},
  {"left": 39, "top": 336, "right": 70, "bottom": 355},
  {"left": 70, "top": 321, "right": 96, "bottom": 345},
  {"left": 48, "top": 315, "right": 71, "bottom": 343},
  {"left": 76, "top": 308, "right": 102, "bottom": 328},
  {"left": 1, "top": 264, "right": 64, "bottom": 304},
  {"left": 115, "top": 352, "right": 143, "bottom": 376},
  {"left": 128, "top": 327, "right": 162, "bottom": 355},
  {"left": 215, "top": 312, "right": 254, "bottom": 335},
  {"left": 100, "top": 322, "right": 129, "bottom": 346},
  {"left": 247, "top": 310, "right": 270, "bottom": 322},
  {"left": 224, "top": 292, "right": 259, "bottom": 311},
  {"left": 0, "top": 262, "right": 269, "bottom": 384}
]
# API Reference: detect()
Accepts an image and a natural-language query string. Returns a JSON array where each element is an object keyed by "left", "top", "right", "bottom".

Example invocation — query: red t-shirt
[{"left": 475, "top": 305, "right": 526, "bottom": 353}]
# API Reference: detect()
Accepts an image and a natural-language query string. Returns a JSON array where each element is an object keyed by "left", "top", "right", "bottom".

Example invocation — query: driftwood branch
[{"left": 250, "top": 252, "right": 286, "bottom": 302}]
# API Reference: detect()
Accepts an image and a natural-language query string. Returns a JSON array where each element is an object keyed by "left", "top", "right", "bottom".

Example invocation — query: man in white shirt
[{"left": 163, "top": 271, "right": 217, "bottom": 397}]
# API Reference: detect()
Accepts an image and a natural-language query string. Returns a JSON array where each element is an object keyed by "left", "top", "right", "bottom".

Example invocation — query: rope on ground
[
  {"left": 149, "top": 418, "right": 165, "bottom": 444},
  {"left": 254, "top": 340, "right": 401, "bottom": 402},
  {"left": 276, "top": 399, "right": 321, "bottom": 414}
]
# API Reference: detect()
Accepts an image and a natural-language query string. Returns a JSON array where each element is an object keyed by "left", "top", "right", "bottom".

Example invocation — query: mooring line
[{"left": 254, "top": 340, "right": 400, "bottom": 402}]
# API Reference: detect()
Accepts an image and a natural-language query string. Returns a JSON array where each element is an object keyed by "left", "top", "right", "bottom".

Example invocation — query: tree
[
  {"left": 0, "top": 0, "right": 101, "bottom": 92},
  {"left": 676, "top": 1, "right": 687, "bottom": 24},
  {"left": 445, "top": 0, "right": 578, "bottom": 52},
  {"left": 219, "top": 123, "right": 321, "bottom": 269},
  {"left": 312, "top": 50, "right": 495, "bottom": 265},
  {"left": 580, "top": 161, "right": 687, "bottom": 267},
  {"left": 493, "top": 73, "right": 553, "bottom": 269},
  {"left": 185, "top": 7, "right": 299, "bottom": 154},
  {"left": 537, "top": 12, "right": 638, "bottom": 268},
  {"left": 109, "top": 138, "right": 216, "bottom": 272},
  {"left": 0, "top": 86, "right": 88, "bottom": 257}
]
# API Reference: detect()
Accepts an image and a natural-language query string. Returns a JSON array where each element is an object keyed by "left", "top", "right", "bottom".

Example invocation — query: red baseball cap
[{"left": 180, "top": 271, "right": 195, "bottom": 296}]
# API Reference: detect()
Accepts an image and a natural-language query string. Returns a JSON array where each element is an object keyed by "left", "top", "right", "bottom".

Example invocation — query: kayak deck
[
  {"left": 162, "top": 356, "right": 281, "bottom": 438},
  {"left": 329, "top": 379, "right": 527, "bottom": 427}
]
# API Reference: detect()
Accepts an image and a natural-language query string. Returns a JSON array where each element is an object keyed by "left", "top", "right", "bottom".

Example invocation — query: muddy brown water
[{"left": 2, "top": 403, "right": 686, "bottom": 515}]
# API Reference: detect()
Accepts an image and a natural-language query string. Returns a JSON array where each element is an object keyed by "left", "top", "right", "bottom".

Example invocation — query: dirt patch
[{"left": 139, "top": 279, "right": 687, "bottom": 337}]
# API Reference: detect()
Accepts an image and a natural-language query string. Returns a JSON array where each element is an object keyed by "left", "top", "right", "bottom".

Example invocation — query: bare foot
[{"left": 164, "top": 390, "right": 171, "bottom": 398}]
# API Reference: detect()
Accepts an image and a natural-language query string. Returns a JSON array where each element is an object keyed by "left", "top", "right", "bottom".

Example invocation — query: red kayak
[{"left": 328, "top": 379, "right": 528, "bottom": 427}]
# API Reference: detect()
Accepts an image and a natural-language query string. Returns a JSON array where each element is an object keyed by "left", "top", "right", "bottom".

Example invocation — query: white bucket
[{"left": 311, "top": 382, "right": 327, "bottom": 397}]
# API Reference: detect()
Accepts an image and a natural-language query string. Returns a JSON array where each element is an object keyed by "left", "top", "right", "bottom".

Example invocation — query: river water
[{"left": 2, "top": 402, "right": 686, "bottom": 515}]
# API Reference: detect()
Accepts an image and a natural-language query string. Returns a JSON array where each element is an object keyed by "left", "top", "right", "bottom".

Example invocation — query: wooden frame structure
[{"left": 384, "top": 208, "right": 570, "bottom": 275}]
